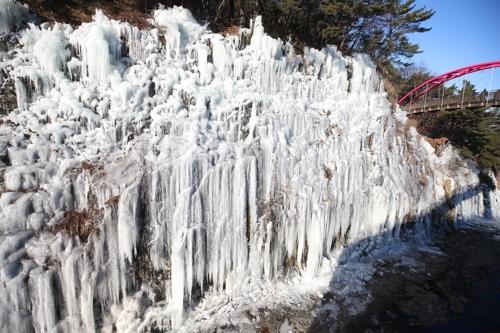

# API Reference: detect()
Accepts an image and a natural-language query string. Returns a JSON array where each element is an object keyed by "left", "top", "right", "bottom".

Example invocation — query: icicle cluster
[{"left": 0, "top": 4, "right": 497, "bottom": 332}]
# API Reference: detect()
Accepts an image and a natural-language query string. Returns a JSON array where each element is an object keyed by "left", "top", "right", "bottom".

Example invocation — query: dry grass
[
  {"left": 423, "top": 136, "right": 448, "bottom": 155},
  {"left": 222, "top": 25, "right": 240, "bottom": 36},
  {"left": 54, "top": 161, "right": 107, "bottom": 242},
  {"left": 399, "top": 117, "right": 448, "bottom": 156},
  {"left": 23, "top": 0, "right": 152, "bottom": 29},
  {"left": 81, "top": 161, "right": 104, "bottom": 173},
  {"left": 53, "top": 209, "right": 100, "bottom": 242},
  {"left": 260, "top": 196, "right": 282, "bottom": 225},
  {"left": 323, "top": 165, "right": 333, "bottom": 181},
  {"left": 105, "top": 195, "right": 120, "bottom": 206},
  {"left": 66, "top": 161, "right": 104, "bottom": 179},
  {"left": 325, "top": 124, "right": 343, "bottom": 137}
]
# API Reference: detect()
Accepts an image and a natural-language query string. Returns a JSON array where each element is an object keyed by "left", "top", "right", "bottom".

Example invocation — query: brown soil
[{"left": 22, "top": 0, "right": 153, "bottom": 29}]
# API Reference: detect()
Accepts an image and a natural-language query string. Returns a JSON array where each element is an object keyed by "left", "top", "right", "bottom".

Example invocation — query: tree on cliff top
[
  {"left": 253, "top": 1, "right": 433, "bottom": 70},
  {"left": 198, "top": 1, "right": 434, "bottom": 65}
]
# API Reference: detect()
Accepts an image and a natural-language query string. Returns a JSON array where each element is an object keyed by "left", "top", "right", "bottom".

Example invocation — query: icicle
[{"left": 69, "top": 10, "right": 121, "bottom": 85}]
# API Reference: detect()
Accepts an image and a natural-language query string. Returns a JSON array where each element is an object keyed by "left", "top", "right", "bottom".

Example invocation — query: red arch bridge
[{"left": 398, "top": 60, "right": 500, "bottom": 114}]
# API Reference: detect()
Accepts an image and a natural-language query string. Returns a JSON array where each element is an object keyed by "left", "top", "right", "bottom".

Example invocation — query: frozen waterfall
[{"left": 0, "top": 3, "right": 498, "bottom": 332}]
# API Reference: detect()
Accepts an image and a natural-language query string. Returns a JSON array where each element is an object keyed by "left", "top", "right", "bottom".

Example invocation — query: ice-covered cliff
[{"left": 0, "top": 3, "right": 498, "bottom": 332}]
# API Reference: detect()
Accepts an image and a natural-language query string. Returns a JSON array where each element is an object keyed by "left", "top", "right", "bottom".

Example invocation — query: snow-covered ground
[{"left": 0, "top": 2, "right": 498, "bottom": 332}]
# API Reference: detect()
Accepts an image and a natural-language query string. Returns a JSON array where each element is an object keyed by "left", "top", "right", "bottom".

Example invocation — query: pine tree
[
  {"left": 355, "top": 0, "right": 434, "bottom": 75},
  {"left": 270, "top": 0, "right": 434, "bottom": 71},
  {"left": 422, "top": 107, "right": 500, "bottom": 174}
]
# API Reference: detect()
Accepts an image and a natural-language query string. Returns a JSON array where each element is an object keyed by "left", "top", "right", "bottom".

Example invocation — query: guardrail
[{"left": 402, "top": 89, "right": 500, "bottom": 114}]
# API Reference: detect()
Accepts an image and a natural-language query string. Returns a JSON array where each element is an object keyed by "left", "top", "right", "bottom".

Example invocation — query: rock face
[
  {"left": 0, "top": 3, "right": 497, "bottom": 332},
  {"left": 0, "top": 73, "right": 17, "bottom": 115}
]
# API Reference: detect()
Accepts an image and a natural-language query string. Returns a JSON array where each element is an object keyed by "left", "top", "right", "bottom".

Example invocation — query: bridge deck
[{"left": 401, "top": 90, "right": 500, "bottom": 114}]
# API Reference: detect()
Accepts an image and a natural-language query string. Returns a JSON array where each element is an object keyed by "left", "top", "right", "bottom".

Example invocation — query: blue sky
[{"left": 410, "top": 0, "right": 500, "bottom": 89}]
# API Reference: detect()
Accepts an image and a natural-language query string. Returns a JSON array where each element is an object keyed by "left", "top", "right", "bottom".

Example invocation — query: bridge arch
[{"left": 398, "top": 60, "right": 500, "bottom": 105}]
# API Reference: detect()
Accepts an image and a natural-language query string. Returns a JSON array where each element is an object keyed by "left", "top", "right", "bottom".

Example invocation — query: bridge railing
[{"left": 402, "top": 89, "right": 500, "bottom": 113}]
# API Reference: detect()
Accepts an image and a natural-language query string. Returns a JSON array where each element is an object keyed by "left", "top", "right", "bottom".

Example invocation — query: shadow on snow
[{"left": 307, "top": 183, "right": 500, "bottom": 333}]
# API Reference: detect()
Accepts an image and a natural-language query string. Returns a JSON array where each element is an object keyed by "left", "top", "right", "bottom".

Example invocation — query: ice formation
[
  {"left": 0, "top": 0, "right": 28, "bottom": 35},
  {"left": 0, "top": 3, "right": 498, "bottom": 332}
]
